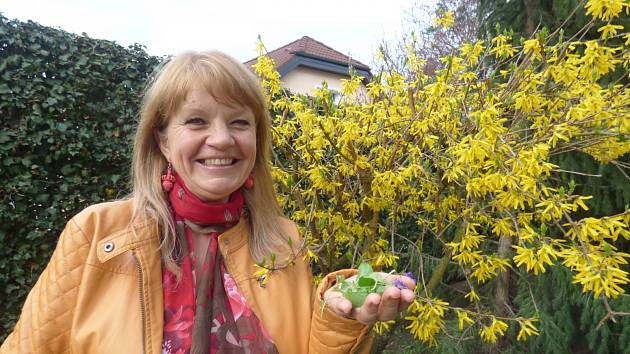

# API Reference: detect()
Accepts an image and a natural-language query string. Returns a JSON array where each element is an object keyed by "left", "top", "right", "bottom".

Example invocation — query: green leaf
[
  {"left": 61, "top": 164, "right": 75, "bottom": 175},
  {"left": 344, "top": 290, "right": 370, "bottom": 307},
  {"left": 357, "top": 276, "right": 376, "bottom": 288},
  {"left": 358, "top": 262, "right": 373, "bottom": 276},
  {"left": 35, "top": 194, "right": 49, "bottom": 203},
  {"left": 0, "top": 131, "right": 16, "bottom": 144}
]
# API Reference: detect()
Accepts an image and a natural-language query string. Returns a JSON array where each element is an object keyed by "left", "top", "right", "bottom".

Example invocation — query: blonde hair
[{"left": 131, "top": 50, "right": 284, "bottom": 271}]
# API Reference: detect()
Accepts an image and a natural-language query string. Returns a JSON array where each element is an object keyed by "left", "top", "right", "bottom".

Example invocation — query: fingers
[
  {"left": 398, "top": 288, "right": 415, "bottom": 312},
  {"left": 382, "top": 273, "right": 416, "bottom": 290},
  {"left": 378, "top": 287, "right": 402, "bottom": 321},
  {"left": 353, "top": 288, "right": 409, "bottom": 325},
  {"left": 323, "top": 290, "right": 353, "bottom": 317},
  {"left": 334, "top": 296, "right": 353, "bottom": 316},
  {"left": 351, "top": 293, "right": 381, "bottom": 325},
  {"left": 398, "top": 275, "right": 417, "bottom": 290}
]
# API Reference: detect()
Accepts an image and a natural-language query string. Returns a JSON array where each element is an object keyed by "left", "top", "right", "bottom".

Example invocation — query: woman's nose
[{"left": 204, "top": 121, "right": 234, "bottom": 148}]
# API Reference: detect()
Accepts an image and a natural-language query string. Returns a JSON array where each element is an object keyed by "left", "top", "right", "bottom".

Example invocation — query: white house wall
[{"left": 281, "top": 66, "right": 347, "bottom": 95}]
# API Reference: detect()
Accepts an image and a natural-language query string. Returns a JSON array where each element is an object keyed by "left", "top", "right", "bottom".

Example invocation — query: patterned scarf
[{"left": 162, "top": 175, "right": 278, "bottom": 354}]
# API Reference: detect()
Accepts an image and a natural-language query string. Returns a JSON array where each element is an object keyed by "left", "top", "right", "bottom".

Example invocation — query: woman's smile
[{"left": 199, "top": 158, "right": 236, "bottom": 167}]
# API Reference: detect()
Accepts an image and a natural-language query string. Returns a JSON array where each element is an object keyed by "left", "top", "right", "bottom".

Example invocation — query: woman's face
[{"left": 158, "top": 85, "right": 257, "bottom": 202}]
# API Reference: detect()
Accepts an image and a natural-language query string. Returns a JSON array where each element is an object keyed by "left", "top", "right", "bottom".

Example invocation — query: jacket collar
[
  {"left": 96, "top": 221, "right": 158, "bottom": 263},
  {"left": 95, "top": 217, "right": 249, "bottom": 263},
  {"left": 217, "top": 217, "right": 249, "bottom": 254}
]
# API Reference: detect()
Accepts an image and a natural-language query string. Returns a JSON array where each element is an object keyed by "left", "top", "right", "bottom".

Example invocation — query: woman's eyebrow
[{"left": 178, "top": 106, "right": 211, "bottom": 116}]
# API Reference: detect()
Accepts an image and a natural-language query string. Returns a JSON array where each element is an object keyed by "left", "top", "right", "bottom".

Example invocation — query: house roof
[{"left": 246, "top": 36, "right": 371, "bottom": 79}]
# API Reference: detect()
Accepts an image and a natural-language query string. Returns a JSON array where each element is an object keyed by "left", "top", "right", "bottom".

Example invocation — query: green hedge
[{"left": 0, "top": 15, "right": 160, "bottom": 339}]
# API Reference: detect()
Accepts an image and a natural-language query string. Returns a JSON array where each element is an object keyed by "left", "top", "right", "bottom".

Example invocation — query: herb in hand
[{"left": 333, "top": 263, "right": 390, "bottom": 307}]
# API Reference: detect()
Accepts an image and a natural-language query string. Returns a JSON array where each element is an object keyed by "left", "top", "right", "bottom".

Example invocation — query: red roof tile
[{"left": 246, "top": 36, "right": 370, "bottom": 73}]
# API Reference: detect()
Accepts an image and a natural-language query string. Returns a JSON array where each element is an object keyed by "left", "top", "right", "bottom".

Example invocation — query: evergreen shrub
[{"left": 0, "top": 15, "right": 160, "bottom": 339}]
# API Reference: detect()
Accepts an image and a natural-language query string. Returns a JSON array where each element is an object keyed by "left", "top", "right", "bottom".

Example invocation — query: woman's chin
[{"left": 189, "top": 182, "right": 240, "bottom": 202}]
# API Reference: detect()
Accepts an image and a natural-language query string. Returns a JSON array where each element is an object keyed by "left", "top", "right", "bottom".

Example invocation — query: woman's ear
[{"left": 154, "top": 128, "right": 170, "bottom": 160}]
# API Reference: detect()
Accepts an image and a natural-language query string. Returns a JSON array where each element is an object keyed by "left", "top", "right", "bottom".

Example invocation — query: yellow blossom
[
  {"left": 465, "top": 289, "right": 480, "bottom": 302},
  {"left": 491, "top": 34, "right": 518, "bottom": 59},
  {"left": 479, "top": 318, "right": 509, "bottom": 343},
  {"left": 597, "top": 23, "right": 625, "bottom": 39},
  {"left": 434, "top": 11, "right": 455, "bottom": 29},
  {"left": 585, "top": 0, "right": 627, "bottom": 21},
  {"left": 457, "top": 310, "right": 475, "bottom": 330},
  {"left": 523, "top": 39, "right": 542, "bottom": 59},
  {"left": 373, "top": 320, "right": 395, "bottom": 335},
  {"left": 517, "top": 318, "right": 540, "bottom": 341}
]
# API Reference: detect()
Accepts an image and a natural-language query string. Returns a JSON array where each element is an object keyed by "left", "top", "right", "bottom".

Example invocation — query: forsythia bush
[{"left": 254, "top": 0, "right": 630, "bottom": 345}]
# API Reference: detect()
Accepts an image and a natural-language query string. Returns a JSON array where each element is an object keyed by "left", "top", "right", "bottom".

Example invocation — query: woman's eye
[
  {"left": 232, "top": 119, "right": 251, "bottom": 126},
  {"left": 185, "top": 117, "right": 205, "bottom": 125}
]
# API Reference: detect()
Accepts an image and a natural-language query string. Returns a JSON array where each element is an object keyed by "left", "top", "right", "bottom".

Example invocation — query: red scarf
[
  {"left": 162, "top": 176, "right": 277, "bottom": 354},
  {"left": 167, "top": 175, "right": 245, "bottom": 225}
]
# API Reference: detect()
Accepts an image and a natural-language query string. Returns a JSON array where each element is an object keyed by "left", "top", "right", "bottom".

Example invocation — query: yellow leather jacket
[{"left": 1, "top": 199, "right": 371, "bottom": 353}]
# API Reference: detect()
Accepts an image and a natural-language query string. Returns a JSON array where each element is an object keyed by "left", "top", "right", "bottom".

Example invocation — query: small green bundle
[{"left": 334, "top": 263, "right": 389, "bottom": 307}]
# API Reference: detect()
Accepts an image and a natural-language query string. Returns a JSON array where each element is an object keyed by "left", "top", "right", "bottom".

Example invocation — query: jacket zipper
[{"left": 133, "top": 252, "right": 147, "bottom": 354}]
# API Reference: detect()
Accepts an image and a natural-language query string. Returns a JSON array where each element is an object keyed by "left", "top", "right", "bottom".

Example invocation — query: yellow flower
[
  {"left": 585, "top": 0, "right": 627, "bottom": 21},
  {"left": 523, "top": 39, "right": 542, "bottom": 59},
  {"left": 517, "top": 318, "right": 540, "bottom": 341},
  {"left": 452, "top": 250, "right": 484, "bottom": 265},
  {"left": 580, "top": 40, "right": 621, "bottom": 78},
  {"left": 513, "top": 244, "right": 556, "bottom": 275},
  {"left": 303, "top": 249, "right": 319, "bottom": 263},
  {"left": 570, "top": 252, "right": 630, "bottom": 298},
  {"left": 405, "top": 298, "right": 448, "bottom": 345},
  {"left": 457, "top": 310, "right": 475, "bottom": 331},
  {"left": 464, "top": 289, "right": 480, "bottom": 302},
  {"left": 374, "top": 252, "right": 399, "bottom": 268},
  {"left": 479, "top": 318, "right": 508, "bottom": 343},
  {"left": 597, "top": 23, "right": 625, "bottom": 39},
  {"left": 491, "top": 34, "right": 518, "bottom": 59},
  {"left": 460, "top": 40, "right": 486, "bottom": 66},
  {"left": 434, "top": 11, "right": 455, "bottom": 29},
  {"left": 253, "top": 264, "right": 271, "bottom": 287},
  {"left": 373, "top": 320, "right": 395, "bottom": 335}
]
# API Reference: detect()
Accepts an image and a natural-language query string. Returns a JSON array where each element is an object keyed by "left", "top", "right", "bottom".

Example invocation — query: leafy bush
[
  {"left": 0, "top": 15, "right": 160, "bottom": 339},
  {"left": 254, "top": 0, "right": 630, "bottom": 348}
]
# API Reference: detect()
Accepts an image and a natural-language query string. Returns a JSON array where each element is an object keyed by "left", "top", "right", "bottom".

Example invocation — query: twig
[
  {"left": 611, "top": 161, "right": 630, "bottom": 181},
  {"left": 552, "top": 168, "right": 602, "bottom": 177},
  {"left": 595, "top": 296, "right": 630, "bottom": 330}
]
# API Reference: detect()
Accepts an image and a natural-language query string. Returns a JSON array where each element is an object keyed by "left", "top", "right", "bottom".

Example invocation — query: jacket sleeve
[
  {"left": 309, "top": 269, "right": 373, "bottom": 354},
  {"left": 1, "top": 218, "right": 91, "bottom": 354}
]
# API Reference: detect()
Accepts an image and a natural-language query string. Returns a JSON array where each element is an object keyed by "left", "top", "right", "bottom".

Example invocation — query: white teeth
[{"left": 202, "top": 158, "right": 233, "bottom": 166}]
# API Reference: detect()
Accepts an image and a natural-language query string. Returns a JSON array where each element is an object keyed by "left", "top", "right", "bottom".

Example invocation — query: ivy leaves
[{"left": 0, "top": 14, "right": 161, "bottom": 340}]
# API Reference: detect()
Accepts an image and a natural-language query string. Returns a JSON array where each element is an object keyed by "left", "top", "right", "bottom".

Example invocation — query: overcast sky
[{"left": 2, "top": 0, "right": 436, "bottom": 67}]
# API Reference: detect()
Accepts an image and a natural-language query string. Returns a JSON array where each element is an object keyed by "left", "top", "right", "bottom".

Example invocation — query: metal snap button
[
  {"left": 103, "top": 242, "right": 115, "bottom": 253},
  {"left": 223, "top": 239, "right": 230, "bottom": 246}
]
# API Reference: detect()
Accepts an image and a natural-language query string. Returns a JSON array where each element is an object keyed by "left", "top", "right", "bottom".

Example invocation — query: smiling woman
[
  {"left": 0, "top": 50, "right": 415, "bottom": 354},
  {"left": 156, "top": 87, "right": 257, "bottom": 203}
]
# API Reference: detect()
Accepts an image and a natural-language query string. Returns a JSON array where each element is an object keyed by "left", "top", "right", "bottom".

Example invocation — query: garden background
[{"left": 1, "top": 0, "right": 629, "bottom": 353}]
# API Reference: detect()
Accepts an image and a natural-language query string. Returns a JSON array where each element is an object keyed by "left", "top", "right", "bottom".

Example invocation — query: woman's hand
[{"left": 323, "top": 273, "right": 416, "bottom": 325}]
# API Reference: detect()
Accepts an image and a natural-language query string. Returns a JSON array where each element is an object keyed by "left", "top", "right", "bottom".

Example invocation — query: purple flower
[{"left": 394, "top": 279, "right": 407, "bottom": 290}]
